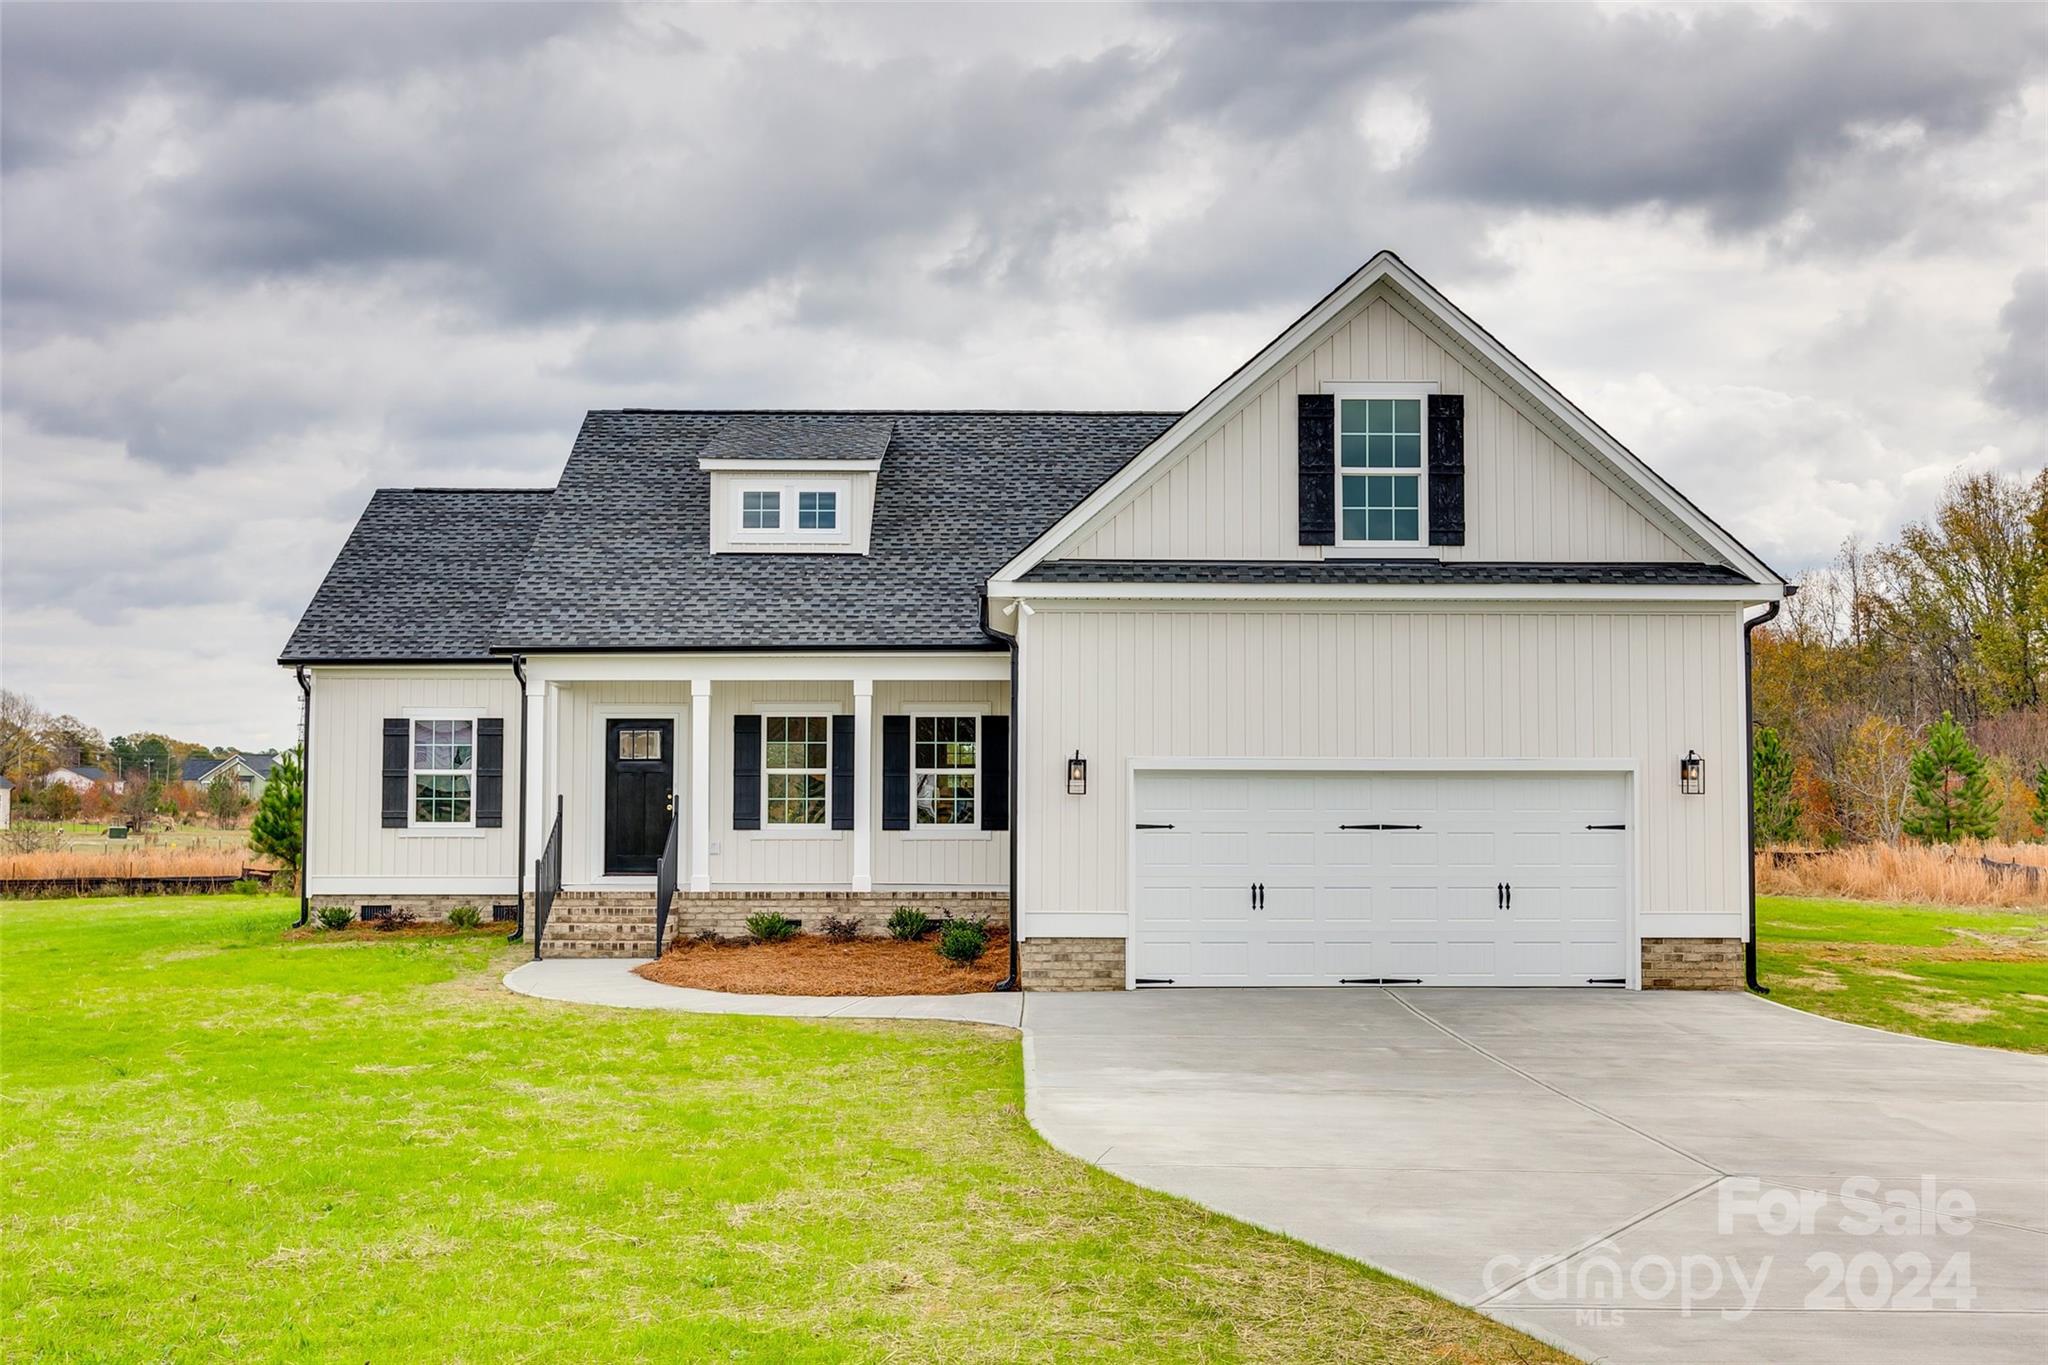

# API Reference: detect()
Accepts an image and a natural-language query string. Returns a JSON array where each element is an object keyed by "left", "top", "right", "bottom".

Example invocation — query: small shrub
[
  {"left": 446, "top": 904, "right": 483, "bottom": 929},
  {"left": 818, "top": 913, "right": 861, "bottom": 942},
  {"left": 228, "top": 878, "right": 264, "bottom": 895},
  {"left": 887, "top": 907, "right": 932, "bottom": 941},
  {"left": 316, "top": 905, "right": 353, "bottom": 931},
  {"left": 937, "top": 920, "right": 988, "bottom": 965},
  {"left": 374, "top": 905, "right": 419, "bottom": 932},
  {"left": 745, "top": 912, "right": 799, "bottom": 943},
  {"left": 944, "top": 912, "right": 995, "bottom": 936}
]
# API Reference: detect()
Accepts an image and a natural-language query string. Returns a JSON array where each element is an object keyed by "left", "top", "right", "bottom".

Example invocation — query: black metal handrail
[
  {"left": 531, "top": 796, "right": 563, "bottom": 961},
  {"left": 652, "top": 811, "right": 680, "bottom": 958}
]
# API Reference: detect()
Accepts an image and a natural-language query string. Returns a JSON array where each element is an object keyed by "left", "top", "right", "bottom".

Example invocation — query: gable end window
[
  {"left": 763, "top": 714, "right": 830, "bottom": 826},
  {"left": 412, "top": 718, "right": 474, "bottom": 825},
  {"left": 912, "top": 715, "right": 977, "bottom": 828},
  {"left": 1336, "top": 394, "right": 1427, "bottom": 546}
]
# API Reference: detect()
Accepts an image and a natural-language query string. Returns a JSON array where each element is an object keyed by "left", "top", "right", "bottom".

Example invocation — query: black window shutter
[
  {"left": 474, "top": 717, "right": 504, "bottom": 828},
  {"left": 1428, "top": 393, "right": 1466, "bottom": 546},
  {"left": 732, "top": 714, "right": 761, "bottom": 830},
  {"left": 882, "top": 715, "right": 910, "bottom": 831},
  {"left": 1297, "top": 393, "right": 1335, "bottom": 545},
  {"left": 830, "top": 714, "right": 854, "bottom": 831},
  {"left": 979, "top": 715, "right": 1010, "bottom": 832},
  {"left": 381, "top": 719, "right": 408, "bottom": 828}
]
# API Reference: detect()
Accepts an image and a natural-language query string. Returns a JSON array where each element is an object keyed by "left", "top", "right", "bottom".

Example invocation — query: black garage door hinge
[
  {"left": 1585, "top": 823, "right": 1627, "bottom": 830},
  {"left": 1134, "top": 977, "right": 1175, "bottom": 986},
  {"left": 1339, "top": 823, "right": 1423, "bottom": 831},
  {"left": 1135, "top": 822, "right": 1175, "bottom": 830},
  {"left": 1341, "top": 977, "right": 1423, "bottom": 985}
]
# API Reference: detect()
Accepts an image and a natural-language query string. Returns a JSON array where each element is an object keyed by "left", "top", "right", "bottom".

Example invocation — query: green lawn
[
  {"left": 1, "top": 896, "right": 1559, "bottom": 1363},
  {"left": 1757, "top": 894, "right": 2048, "bottom": 1053}
]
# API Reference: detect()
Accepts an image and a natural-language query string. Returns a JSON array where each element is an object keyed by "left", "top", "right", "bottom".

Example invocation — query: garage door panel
[{"left": 1131, "top": 769, "right": 1631, "bottom": 989}]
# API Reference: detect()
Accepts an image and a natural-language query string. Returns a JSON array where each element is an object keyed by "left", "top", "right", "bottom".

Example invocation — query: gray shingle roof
[
  {"left": 280, "top": 488, "right": 552, "bottom": 662},
  {"left": 1023, "top": 560, "right": 1753, "bottom": 586},
  {"left": 181, "top": 755, "right": 227, "bottom": 782},
  {"left": 493, "top": 410, "right": 1179, "bottom": 651},
  {"left": 698, "top": 414, "right": 893, "bottom": 463}
]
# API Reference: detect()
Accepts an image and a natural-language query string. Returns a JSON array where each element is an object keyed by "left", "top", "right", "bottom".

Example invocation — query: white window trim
[
  {"left": 1325, "top": 381, "right": 1437, "bottom": 556},
  {"left": 905, "top": 710, "right": 990, "bottom": 840},
  {"left": 730, "top": 477, "right": 853, "bottom": 547},
  {"left": 403, "top": 708, "right": 479, "bottom": 833},
  {"left": 757, "top": 709, "right": 837, "bottom": 837}
]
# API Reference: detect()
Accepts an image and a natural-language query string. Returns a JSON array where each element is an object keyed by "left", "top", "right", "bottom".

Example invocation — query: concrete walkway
[{"left": 505, "top": 961, "right": 2048, "bottom": 1364}]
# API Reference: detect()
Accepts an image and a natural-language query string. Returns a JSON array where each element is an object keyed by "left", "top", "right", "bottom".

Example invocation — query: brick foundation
[
  {"left": 310, "top": 894, "right": 521, "bottom": 925},
  {"left": 1018, "top": 937, "right": 1126, "bottom": 991},
  {"left": 1641, "top": 936, "right": 1744, "bottom": 990},
  {"left": 662, "top": 890, "right": 1008, "bottom": 941}
]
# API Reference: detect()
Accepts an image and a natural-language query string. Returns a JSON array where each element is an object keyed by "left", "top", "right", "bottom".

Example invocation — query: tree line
[{"left": 1750, "top": 468, "right": 2047, "bottom": 846}]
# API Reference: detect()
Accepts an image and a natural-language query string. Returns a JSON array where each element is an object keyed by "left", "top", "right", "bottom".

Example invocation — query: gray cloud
[
  {"left": 0, "top": 2, "right": 2042, "bottom": 743},
  {"left": 1986, "top": 268, "right": 2048, "bottom": 417}
]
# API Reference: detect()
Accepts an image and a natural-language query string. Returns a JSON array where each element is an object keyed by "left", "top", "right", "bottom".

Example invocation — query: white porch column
[
  {"left": 689, "top": 678, "right": 712, "bottom": 891},
  {"left": 852, "top": 676, "right": 874, "bottom": 892},
  {"left": 522, "top": 679, "right": 549, "bottom": 873}
]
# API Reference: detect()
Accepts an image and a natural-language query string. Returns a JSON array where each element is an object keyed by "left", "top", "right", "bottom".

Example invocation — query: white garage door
[{"left": 1132, "top": 770, "right": 1630, "bottom": 988}]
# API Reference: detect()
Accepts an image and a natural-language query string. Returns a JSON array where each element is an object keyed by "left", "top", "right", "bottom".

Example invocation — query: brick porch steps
[{"left": 540, "top": 892, "right": 658, "bottom": 959}]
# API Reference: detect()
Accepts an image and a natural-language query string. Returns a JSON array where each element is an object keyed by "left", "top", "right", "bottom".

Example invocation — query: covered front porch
[{"left": 519, "top": 653, "right": 1012, "bottom": 955}]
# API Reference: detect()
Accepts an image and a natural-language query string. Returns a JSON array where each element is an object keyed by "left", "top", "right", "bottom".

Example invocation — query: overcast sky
[{"left": 2, "top": 2, "right": 2044, "bottom": 750}]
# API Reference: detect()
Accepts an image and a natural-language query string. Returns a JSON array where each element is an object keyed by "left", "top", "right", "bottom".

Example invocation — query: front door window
[{"left": 604, "top": 718, "right": 674, "bottom": 876}]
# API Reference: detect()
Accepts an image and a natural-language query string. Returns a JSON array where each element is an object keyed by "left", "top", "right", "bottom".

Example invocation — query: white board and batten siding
[
  {"left": 704, "top": 679, "right": 1009, "bottom": 890},
  {"left": 1054, "top": 284, "right": 1699, "bottom": 565},
  {"left": 306, "top": 668, "right": 522, "bottom": 895},
  {"left": 1014, "top": 603, "right": 1749, "bottom": 967}
]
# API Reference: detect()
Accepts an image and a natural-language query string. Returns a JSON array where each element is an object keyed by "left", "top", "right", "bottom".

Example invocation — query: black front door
[{"left": 604, "top": 719, "right": 675, "bottom": 876}]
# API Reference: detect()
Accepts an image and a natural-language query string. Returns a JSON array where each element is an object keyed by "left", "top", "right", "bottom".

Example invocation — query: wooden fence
[{"left": 0, "top": 867, "right": 277, "bottom": 898}]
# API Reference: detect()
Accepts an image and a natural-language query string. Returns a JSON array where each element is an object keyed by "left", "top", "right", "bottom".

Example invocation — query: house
[
  {"left": 182, "top": 752, "right": 274, "bottom": 802},
  {"left": 46, "top": 765, "right": 120, "bottom": 795},
  {"left": 282, "top": 252, "right": 1787, "bottom": 990}
]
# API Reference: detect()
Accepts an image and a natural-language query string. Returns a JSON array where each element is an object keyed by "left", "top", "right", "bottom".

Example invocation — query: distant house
[
  {"left": 182, "top": 753, "right": 275, "bottom": 802},
  {"left": 47, "top": 765, "right": 121, "bottom": 794},
  {"left": 0, "top": 776, "right": 11, "bottom": 828}
]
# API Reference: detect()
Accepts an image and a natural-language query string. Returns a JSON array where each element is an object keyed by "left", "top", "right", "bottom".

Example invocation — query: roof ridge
[
  {"left": 605, "top": 407, "right": 1184, "bottom": 417},
  {"left": 381, "top": 486, "right": 557, "bottom": 495}
]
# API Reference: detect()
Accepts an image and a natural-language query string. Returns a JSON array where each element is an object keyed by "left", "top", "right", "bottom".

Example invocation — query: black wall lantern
[
  {"left": 1679, "top": 750, "right": 1705, "bottom": 795},
  {"left": 1066, "top": 751, "right": 1088, "bottom": 795}
]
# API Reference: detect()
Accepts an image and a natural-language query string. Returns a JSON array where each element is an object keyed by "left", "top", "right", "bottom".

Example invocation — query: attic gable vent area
[{"left": 698, "top": 415, "right": 890, "bottom": 555}]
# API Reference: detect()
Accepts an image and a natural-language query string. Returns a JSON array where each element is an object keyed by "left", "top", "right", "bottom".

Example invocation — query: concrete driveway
[{"left": 1024, "top": 988, "right": 2048, "bottom": 1364}]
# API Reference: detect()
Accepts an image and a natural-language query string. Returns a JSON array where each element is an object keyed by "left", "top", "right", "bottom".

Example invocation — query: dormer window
[
  {"left": 797, "top": 490, "right": 837, "bottom": 531},
  {"left": 729, "top": 478, "right": 851, "bottom": 546},
  {"left": 742, "top": 490, "right": 781, "bottom": 529}
]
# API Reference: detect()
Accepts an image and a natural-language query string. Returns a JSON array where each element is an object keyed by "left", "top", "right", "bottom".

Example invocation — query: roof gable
[{"left": 992, "top": 252, "right": 1782, "bottom": 589}]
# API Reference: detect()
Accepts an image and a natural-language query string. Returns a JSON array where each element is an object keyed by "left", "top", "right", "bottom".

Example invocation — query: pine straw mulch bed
[{"left": 634, "top": 934, "right": 1008, "bottom": 996}]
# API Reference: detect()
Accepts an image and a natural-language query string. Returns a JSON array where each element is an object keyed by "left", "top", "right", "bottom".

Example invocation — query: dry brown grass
[
  {"left": 1758, "top": 840, "right": 2048, "bottom": 908},
  {"left": 637, "top": 933, "right": 1009, "bottom": 995},
  {"left": 0, "top": 847, "right": 254, "bottom": 881}
]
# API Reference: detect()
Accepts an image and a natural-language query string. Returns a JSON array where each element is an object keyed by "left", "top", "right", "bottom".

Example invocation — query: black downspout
[
  {"left": 508, "top": 657, "right": 529, "bottom": 943},
  {"left": 294, "top": 666, "right": 312, "bottom": 928},
  {"left": 1743, "top": 594, "right": 1788, "bottom": 994},
  {"left": 983, "top": 598, "right": 1022, "bottom": 992}
]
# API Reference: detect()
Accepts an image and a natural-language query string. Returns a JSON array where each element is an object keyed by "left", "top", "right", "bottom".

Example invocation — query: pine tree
[
  {"left": 1751, "top": 725, "right": 1801, "bottom": 847},
  {"left": 248, "top": 749, "right": 304, "bottom": 889},
  {"left": 1901, "top": 714, "right": 2001, "bottom": 843},
  {"left": 2033, "top": 764, "right": 2048, "bottom": 842}
]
